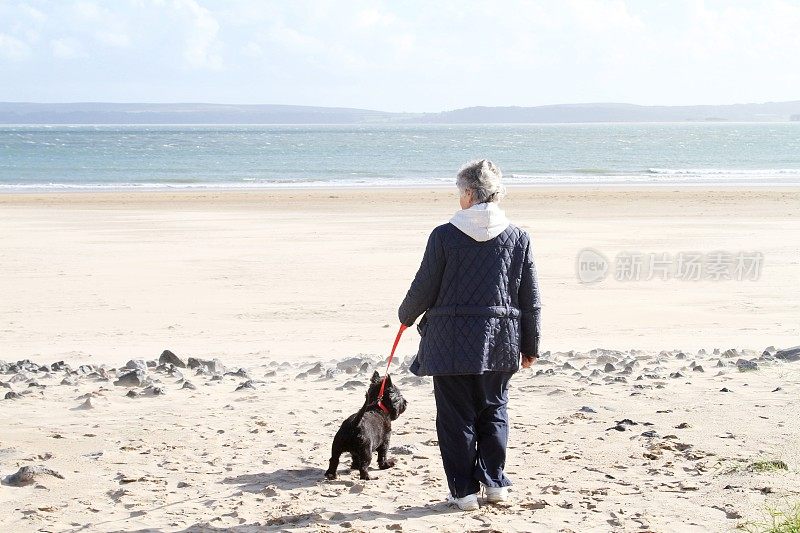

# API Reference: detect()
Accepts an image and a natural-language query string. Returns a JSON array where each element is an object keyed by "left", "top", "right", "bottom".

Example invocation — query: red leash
[{"left": 377, "top": 323, "right": 408, "bottom": 413}]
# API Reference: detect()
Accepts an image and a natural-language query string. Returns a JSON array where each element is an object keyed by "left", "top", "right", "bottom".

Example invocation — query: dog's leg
[
  {"left": 325, "top": 435, "right": 345, "bottom": 480},
  {"left": 378, "top": 431, "right": 396, "bottom": 469},
  {"left": 355, "top": 448, "right": 373, "bottom": 480}
]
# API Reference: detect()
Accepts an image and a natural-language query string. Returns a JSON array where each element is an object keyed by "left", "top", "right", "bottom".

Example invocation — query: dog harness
[{"left": 376, "top": 323, "right": 408, "bottom": 414}]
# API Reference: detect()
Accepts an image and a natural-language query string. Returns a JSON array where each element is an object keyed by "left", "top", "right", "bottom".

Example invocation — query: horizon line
[{"left": 3, "top": 99, "right": 800, "bottom": 115}]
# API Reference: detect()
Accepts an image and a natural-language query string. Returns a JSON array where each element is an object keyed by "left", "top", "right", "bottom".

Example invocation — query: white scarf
[{"left": 449, "top": 202, "right": 510, "bottom": 242}]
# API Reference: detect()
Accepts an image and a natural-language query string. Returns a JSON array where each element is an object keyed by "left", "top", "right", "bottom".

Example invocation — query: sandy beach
[{"left": 2, "top": 187, "right": 799, "bottom": 532}]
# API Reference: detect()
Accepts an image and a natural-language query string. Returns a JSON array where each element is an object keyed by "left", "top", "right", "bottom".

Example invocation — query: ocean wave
[
  {"left": 646, "top": 168, "right": 800, "bottom": 175},
  {"left": 0, "top": 177, "right": 453, "bottom": 191},
  {"left": 3, "top": 170, "right": 800, "bottom": 192}
]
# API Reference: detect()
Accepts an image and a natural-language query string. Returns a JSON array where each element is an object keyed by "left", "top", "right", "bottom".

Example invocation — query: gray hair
[{"left": 456, "top": 159, "right": 506, "bottom": 203}]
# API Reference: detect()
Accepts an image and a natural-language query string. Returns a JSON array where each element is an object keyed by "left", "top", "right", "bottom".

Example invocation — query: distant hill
[
  {"left": 0, "top": 103, "right": 408, "bottom": 125},
  {"left": 423, "top": 101, "right": 800, "bottom": 123},
  {"left": 2, "top": 101, "right": 800, "bottom": 124}
]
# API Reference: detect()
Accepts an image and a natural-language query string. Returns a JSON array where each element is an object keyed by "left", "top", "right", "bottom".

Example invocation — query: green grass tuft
[
  {"left": 748, "top": 460, "right": 789, "bottom": 473},
  {"left": 739, "top": 502, "right": 800, "bottom": 533}
]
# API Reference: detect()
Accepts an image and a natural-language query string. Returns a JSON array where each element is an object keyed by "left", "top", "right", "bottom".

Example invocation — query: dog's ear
[
  {"left": 384, "top": 374, "right": 393, "bottom": 386},
  {"left": 370, "top": 370, "right": 382, "bottom": 384}
]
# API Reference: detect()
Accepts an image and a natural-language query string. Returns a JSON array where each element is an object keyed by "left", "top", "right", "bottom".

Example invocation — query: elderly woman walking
[{"left": 398, "top": 159, "right": 541, "bottom": 511}]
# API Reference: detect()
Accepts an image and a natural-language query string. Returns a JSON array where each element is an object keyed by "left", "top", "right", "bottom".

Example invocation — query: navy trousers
[{"left": 432, "top": 371, "right": 513, "bottom": 498}]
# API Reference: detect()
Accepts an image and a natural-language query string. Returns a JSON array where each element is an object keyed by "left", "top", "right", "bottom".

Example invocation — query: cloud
[
  {"left": 2, "top": 0, "right": 800, "bottom": 109},
  {"left": 51, "top": 37, "right": 83, "bottom": 58},
  {"left": 72, "top": 1, "right": 132, "bottom": 48},
  {"left": 174, "top": 0, "right": 223, "bottom": 70},
  {"left": 0, "top": 33, "right": 31, "bottom": 60},
  {"left": 355, "top": 8, "right": 396, "bottom": 28}
]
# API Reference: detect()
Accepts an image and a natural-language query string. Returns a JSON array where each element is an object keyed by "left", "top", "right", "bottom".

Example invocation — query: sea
[{"left": 2, "top": 123, "right": 800, "bottom": 190}]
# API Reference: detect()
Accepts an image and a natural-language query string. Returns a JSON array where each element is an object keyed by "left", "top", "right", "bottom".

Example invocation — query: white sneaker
[
  {"left": 447, "top": 492, "right": 479, "bottom": 511},
  {"left": 483, "top": 485, "right": 509, "bottom": 503}
]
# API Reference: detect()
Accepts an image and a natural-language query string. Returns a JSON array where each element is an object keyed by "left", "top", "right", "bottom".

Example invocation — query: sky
[{"left": 1, "top": 0, "right": 799, "bottom": 112}]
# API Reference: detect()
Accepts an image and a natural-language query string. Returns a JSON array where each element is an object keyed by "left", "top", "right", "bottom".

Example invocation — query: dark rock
[
  {"left": 50, "top": 361, "right": 69, "bottom": 371},
  {"left": 76, "top": 364, "right": 95, "bottom": 375},
  {"left": 337, "top": 380, "right": 365, "bottom": 390},
  {"left": 187, "top": 357, "right": 226, "bottom": 374},
  {"left": 182, "top": 381, "right": 197, "bottom": 390},
  {"left": 675, "top": 352, "right": 686, "bottom": 360},
  {"left": 736, "top": 359, "right": 758, "bottom": 371},
  {"left": 8, "top": 373, "right": 27, "bottom": 383},
  {"left": 307, "top": 363, "right": 323, "bottom": 375},
  {"left": 722, "top": 348, "right": 739, "bottom": 358},
  {"left": 579, "top": 406, "right": 596, "bottom": 413},
  {"left": 228, "top": 368, "right": 249, "bottom": 378},
  {"left": 596, "top": 354, "right": 617, "bottom": 364},
  {"left": 641, "top": 430, "right": 658, "bottom": 438},
  {"left": 2, "top": 465, "right": 64, "bottom": 486},
  {"left": 336, "top": 357, "right": 365, "bottom": 373},
  {"left": 4, "top": 391, "right": 20, "bottom": 400},
  {"left": 126, "top": 390, "right": 138, "bottom": 398},
  {"left": 10, "top": 360, "right": 39, "bottom": 373},
  {"left": 114, "top": 370, "right": 145, "bottom": 387},
  {"left": 772, "top": 387, "right": 782, "bottom": 392},
  {"left": 142, "top": 386, "right": 164, "bottom": 396},
  {"left": 60, "top": 376, "right": 77, "bottom": 386},
  {"left": 720, "top": 387, "right": 732, "bottom": 393},
  {"left": 715, "top": 359, "right": 725, "bottom": 367},
  {"left": 775, "top": 346, "right": 800, "bottom": 362},
  {"left": 235, "top": 380, "right": 254, "bottom": 391},
  {"left": 88, "top": 368, "right": 111, "bottom": 382},
  {"left": 124, "top": 360, "right": 148, "bottom": 373},
  {"left": 693, "top": 365, "right": 705, "bottom": 372},
  {"left": 669, "top": 372, "right": 684, "bottom": 379},
  {"left": 617, "top": 418, "right": 638, "bottom": 426},
  {"left": 675, "top": 422, "right": 690, "bottom": 429},
  {"left": 603, "top": 363, "right": 616, "bottom": 373},
  {"left": 177, "top": 481, "right": 190, "bottom": 488},
  {"left": 159, "top": 350, "right": 186, "bottom": 368},
  {"left": 74, "top": 398, "right": 94, "bottom": 410}
]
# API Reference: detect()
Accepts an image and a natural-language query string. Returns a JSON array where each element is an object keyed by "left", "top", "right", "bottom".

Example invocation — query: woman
[{"left": 398, "top": 159, "right": 541, "bottom": 511}]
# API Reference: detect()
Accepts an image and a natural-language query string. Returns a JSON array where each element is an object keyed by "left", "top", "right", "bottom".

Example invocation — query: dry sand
[{"left": 1, "top": 187, "right": 799, "bottom": 532}]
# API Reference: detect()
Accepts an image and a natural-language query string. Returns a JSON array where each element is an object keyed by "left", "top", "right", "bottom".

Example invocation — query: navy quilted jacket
[{"left": 398, "top": 222, "right": 541, "bottom": 376}]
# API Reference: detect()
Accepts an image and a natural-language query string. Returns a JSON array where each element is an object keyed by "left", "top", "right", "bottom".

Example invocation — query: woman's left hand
[{"left": 521, "top": 355, "right": 537, "bottom": 369}]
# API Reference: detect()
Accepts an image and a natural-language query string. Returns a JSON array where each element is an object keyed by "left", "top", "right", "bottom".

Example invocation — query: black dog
[{"left": 325, "top": 371, "right": 407, "bottom": 480}]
